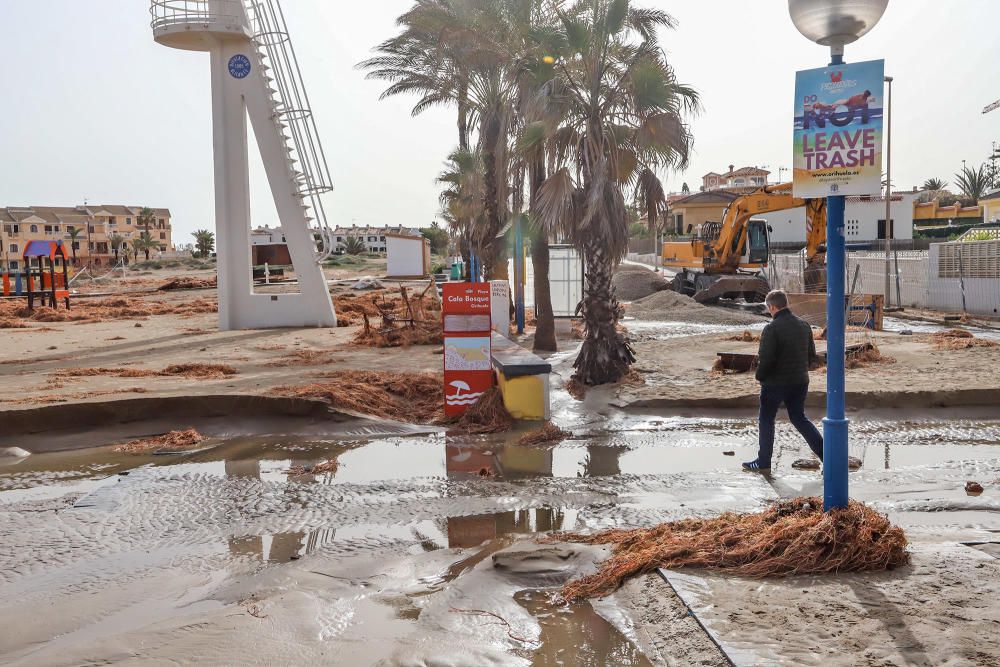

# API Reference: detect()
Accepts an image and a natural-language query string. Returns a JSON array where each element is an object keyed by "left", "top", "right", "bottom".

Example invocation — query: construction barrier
[{"left": 770, "top": 239, "right": 1000, "bottom": 318}]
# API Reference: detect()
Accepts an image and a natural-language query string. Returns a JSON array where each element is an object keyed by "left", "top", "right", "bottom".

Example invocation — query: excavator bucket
[{"left": 692, "top": 276, "right": 770, "bottom": 304}]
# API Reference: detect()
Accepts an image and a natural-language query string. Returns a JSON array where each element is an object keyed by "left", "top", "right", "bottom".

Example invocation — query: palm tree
[
  {"left": 66, "top": 226, "right": 84, "bottom": 266},
  {"left": 109, "top": 233, "right": 125, "bottom": 263},
  {"left": 922, "top": 177, "right": 947, "bottom": 192},
  {"left": 531, "top": 0, "right": 698, "bottom": 385},
  {"left": 129, "top": 238, "right": 143, "bottom": 263},
  {"left": 343, "top": 236, "right": 367, "bottom": 255},
  {"left": 138, "top": 232, "right": 158, "bottom": 261},
  {"left": 193, "top": 229, "right": 215, "bottom": 258},
  {"left": 955, "top": 164, "right": 991, "bottom": 204},
  {"left": 361, "top": 1, "right": 523, "bottom": 280},
  {"left": 138, "top": 207, "right": 155, "bottom": 240},
  {"left": 438, "top": 147, "right": 486, "bottom": 275},
  {"left": 360, "top": 1, "right": 479, "bottom": 151}
]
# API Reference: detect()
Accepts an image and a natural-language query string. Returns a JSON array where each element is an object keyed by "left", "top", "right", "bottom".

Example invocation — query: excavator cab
[{"left": 745, "top": 219, "right": 769, "bottom": 265}]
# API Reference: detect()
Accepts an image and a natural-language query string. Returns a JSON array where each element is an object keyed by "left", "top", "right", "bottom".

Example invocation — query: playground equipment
[
  {"left": 19, "top": 241, "right": 71, "bottom": 311},
  {"left": 150, "top": 0, "right": 337, "bottom": 329}
]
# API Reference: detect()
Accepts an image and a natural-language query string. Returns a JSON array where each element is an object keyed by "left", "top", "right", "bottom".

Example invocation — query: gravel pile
[
  {"left": 612, "top": 265, "right": 670, "bottom": 301},
  {"left": 627, "top": 289, "right": 766, "bottom": 325}
]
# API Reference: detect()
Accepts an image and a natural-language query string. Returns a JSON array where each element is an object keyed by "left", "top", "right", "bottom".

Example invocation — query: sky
[{"left": 0, "top": 1, "right": 997, "bottom": 245}]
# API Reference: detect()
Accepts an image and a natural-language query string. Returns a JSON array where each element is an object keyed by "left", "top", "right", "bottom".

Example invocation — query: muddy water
[{"left": 2, "top": 416, "right": 1000, "bottom": 664}]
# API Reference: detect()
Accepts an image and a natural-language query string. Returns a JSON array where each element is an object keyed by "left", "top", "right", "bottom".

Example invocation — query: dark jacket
[{"left": 755, "top": 309, "right": 816, "bottom": 387}]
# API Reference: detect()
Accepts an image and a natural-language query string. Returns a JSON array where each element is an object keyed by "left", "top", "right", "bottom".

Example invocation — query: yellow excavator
[{"left": 662, "top": 182, "right": 827, "bottom": 303}]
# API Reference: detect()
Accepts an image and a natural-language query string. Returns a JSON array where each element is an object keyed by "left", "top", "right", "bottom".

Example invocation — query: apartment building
[
  {"left": 1, "top": 205, "right": 173, "bottom": 270},
  {"left": 702, "top": 165, "right": 771, "bottom": 191}
]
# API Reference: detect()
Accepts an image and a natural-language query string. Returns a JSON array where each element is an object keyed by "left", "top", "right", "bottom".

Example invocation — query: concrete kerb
[{"left": 622, "top": 387, "right": 1000, "bottom": 411}]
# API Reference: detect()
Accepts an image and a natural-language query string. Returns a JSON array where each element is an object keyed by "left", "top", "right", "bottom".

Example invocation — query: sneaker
[{"left": 742, "top": 459, "right": 771, "bottom": 472}]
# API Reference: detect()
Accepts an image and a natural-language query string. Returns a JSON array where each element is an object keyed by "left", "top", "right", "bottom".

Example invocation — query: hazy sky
[{"left": 1, "top": 1, "right": 997, "bottom": 244}]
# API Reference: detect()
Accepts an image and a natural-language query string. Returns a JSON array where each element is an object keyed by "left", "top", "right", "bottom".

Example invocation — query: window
[
  {"left": 8, "top": 260, "right": 18, "bottom": 270},
  {"left": 30, "top": 224, "right": 38, "bottom": 233},
  {"left": 160, "top": 232, "right": 166, "bottom": 240},
  {"left": 877, "top": 219, "right": 894, "bottom": 240},
  {"left": 126, "top": 218, "right": 132, "bottom": 225},
  {"left": 45, "top": 225, "right": 53, "bottom": 233},
  {"left": 158, "top": 218, "right": 165, "bottom": 226},
  {"left": 379, "top": 236, "right": 385, "bottom": 242},
  {"left": 67, "top": 225, "right": 75, "bottom": 233},
  {"left": 11, "top": 225, "right": 18, "bottom": 234},
  {"left": 72, "top": 242, "right": 80, "bottom": 250},
  {"left": 159, "top": 246, "right": 167, "bottom": 252},
  {"left": 8, "top": 244, "right": 17, "bottom": 253}
]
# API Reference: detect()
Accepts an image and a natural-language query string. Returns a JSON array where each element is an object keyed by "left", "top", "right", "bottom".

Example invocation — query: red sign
[
  {"left": 442, "top": 283, "right": 493, "bottom": 417},
  {"left": 442, "top": 283, "right": 491, "bottom": 316}
]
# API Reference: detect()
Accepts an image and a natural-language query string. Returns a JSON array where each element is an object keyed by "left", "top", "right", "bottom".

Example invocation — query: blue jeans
[{"left": 758, "top": 384, "right": 823, "bottom": 466}]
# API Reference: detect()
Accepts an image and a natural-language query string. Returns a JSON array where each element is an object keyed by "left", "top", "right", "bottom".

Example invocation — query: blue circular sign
[{"left": 228, "top": 54, "right": 251, "bottom": 79}]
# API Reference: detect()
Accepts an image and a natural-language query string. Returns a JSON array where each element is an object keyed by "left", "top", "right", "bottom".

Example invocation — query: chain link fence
[{"left": 770, "top": 241, "right": 1000, "bottom": 318}]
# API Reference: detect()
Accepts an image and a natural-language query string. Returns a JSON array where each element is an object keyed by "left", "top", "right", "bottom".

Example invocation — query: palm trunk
[
  {"left": 530, "top": 155, "right": 556, "bottom": 352},
  {"left": 481, "top": 118, "right": 507, "bottom": 280},
  {"left": 457, "top": 79, "right": 470, "bottom": 152},
  {"left": 573, "top": 238, "right": 634, "bottom": 386}
]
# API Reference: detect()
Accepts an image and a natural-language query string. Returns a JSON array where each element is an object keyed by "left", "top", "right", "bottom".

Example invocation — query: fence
[
  {"left": 770, "top": 239, "right": 932, "bottom": 253},
  {"left": 625, "top": 252, "right": 662, "bottom": 270},
  {"left": 770, "top": 240, "right": 1000, "bottom": 318}
]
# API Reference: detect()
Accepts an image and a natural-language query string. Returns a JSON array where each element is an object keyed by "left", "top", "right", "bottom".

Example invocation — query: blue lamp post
[{"left": 788, "top": 0, "right": 888, "bottom": 511}]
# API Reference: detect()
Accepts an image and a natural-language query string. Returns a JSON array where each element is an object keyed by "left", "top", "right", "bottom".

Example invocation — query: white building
[
  {"left": 331, "top": 225, "right": 421, "bottom": 254},
  {"left": 386, "top": 233, "right": 431, "bottom": 278},
  {"left": 250, "top": 225, "right": 285, "bottom": 245},
  {"left": 758, "top": 192, "right": 917, "bottom": 245}
]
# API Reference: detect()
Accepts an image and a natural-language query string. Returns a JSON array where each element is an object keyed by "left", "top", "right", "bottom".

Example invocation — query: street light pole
[
  {"left": 825, "top": 46, "right": 850, "bottom": 512},
  {"left": 884, "top": 76, "right": 893, "bottom": 307},
  {"left": 789, "top": 0, "right": 889, "bottom": 511}
]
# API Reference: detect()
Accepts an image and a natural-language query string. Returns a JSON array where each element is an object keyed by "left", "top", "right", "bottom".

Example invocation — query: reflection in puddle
[
  {"left": 4, "top": 415, "right": 1000, "bottom": 665},
  {"left": 448, "top": 508, "right": 575, "bottom": 549},
  {"left": 516, "top": 590, "right": 652, "bottom": 667}
]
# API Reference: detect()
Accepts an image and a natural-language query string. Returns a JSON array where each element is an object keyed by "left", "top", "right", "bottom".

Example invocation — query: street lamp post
[
  {"left": 788, "top": 0, "right": 889, "bottom": 511},
  {"left": 884, "top": 75, "right": 893, "bottom": 307}
]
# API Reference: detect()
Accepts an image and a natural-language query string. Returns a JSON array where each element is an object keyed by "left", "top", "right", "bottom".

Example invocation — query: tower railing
[
  {"left": 150, "top": 0, "right": 247, "bottom": 33},
  {"left": 244, "top": 0, "right": 336, "bottom": 262}
]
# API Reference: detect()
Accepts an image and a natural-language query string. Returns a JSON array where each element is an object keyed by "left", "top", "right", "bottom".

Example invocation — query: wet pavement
[
  {"left": 2, "top": 409, "right": 999, "bottom": 664},
  {"left": 2, "top": 316, "right": 999, "bottom": 664}
]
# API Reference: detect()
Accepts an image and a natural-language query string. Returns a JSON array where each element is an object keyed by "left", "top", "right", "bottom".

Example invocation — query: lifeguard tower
[{"left": 150, "top": 0, "right": 337, "bottom": 329}]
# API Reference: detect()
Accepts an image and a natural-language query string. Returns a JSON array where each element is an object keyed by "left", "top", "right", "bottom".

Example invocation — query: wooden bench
[{"left": 490, "top": 333, "right": 552, "bottom": 420}]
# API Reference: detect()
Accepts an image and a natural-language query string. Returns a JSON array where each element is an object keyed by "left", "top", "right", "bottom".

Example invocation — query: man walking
[{"left": 743, "top": 290, "right": 824, "bottom": 472}]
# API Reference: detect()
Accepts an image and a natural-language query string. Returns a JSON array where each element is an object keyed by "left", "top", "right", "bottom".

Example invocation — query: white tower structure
[{"left": 151, "top": 0, "right": 337, "bottom": 329}]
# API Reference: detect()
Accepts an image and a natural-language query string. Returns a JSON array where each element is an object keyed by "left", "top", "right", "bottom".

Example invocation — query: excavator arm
[
  {"left": 662, "top": 182, "right": 828, "bottom": 302},
  {"left": 713, "top": 182, "right": 827, "bottom": 269}
]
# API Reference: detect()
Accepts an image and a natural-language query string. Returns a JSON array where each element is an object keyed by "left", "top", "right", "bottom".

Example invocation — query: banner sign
[
  {"left": 793, "top": 59, "right": 884, "bottom": 198},
  {"left": 442, "top": 283, "right": 493, "bottom": 417}
]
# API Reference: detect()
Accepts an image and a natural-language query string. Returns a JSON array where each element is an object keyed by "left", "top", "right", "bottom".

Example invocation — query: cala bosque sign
[{"left": 793, "top": 59, "right": 885, "bottom": 198}]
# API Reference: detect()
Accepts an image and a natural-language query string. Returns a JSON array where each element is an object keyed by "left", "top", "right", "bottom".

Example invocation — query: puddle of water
[
  {"left": 884, "top": 316, "right": 1000, "bottom": 340},
  {"left": 625, "top": 320, "right": 764, "bottom": 342},
  {"left": 516, "top": 590, "right": 652, "bottom": 667},
  {"left": 4, "top": 416, "right": 1000, "bottom": 665}
]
